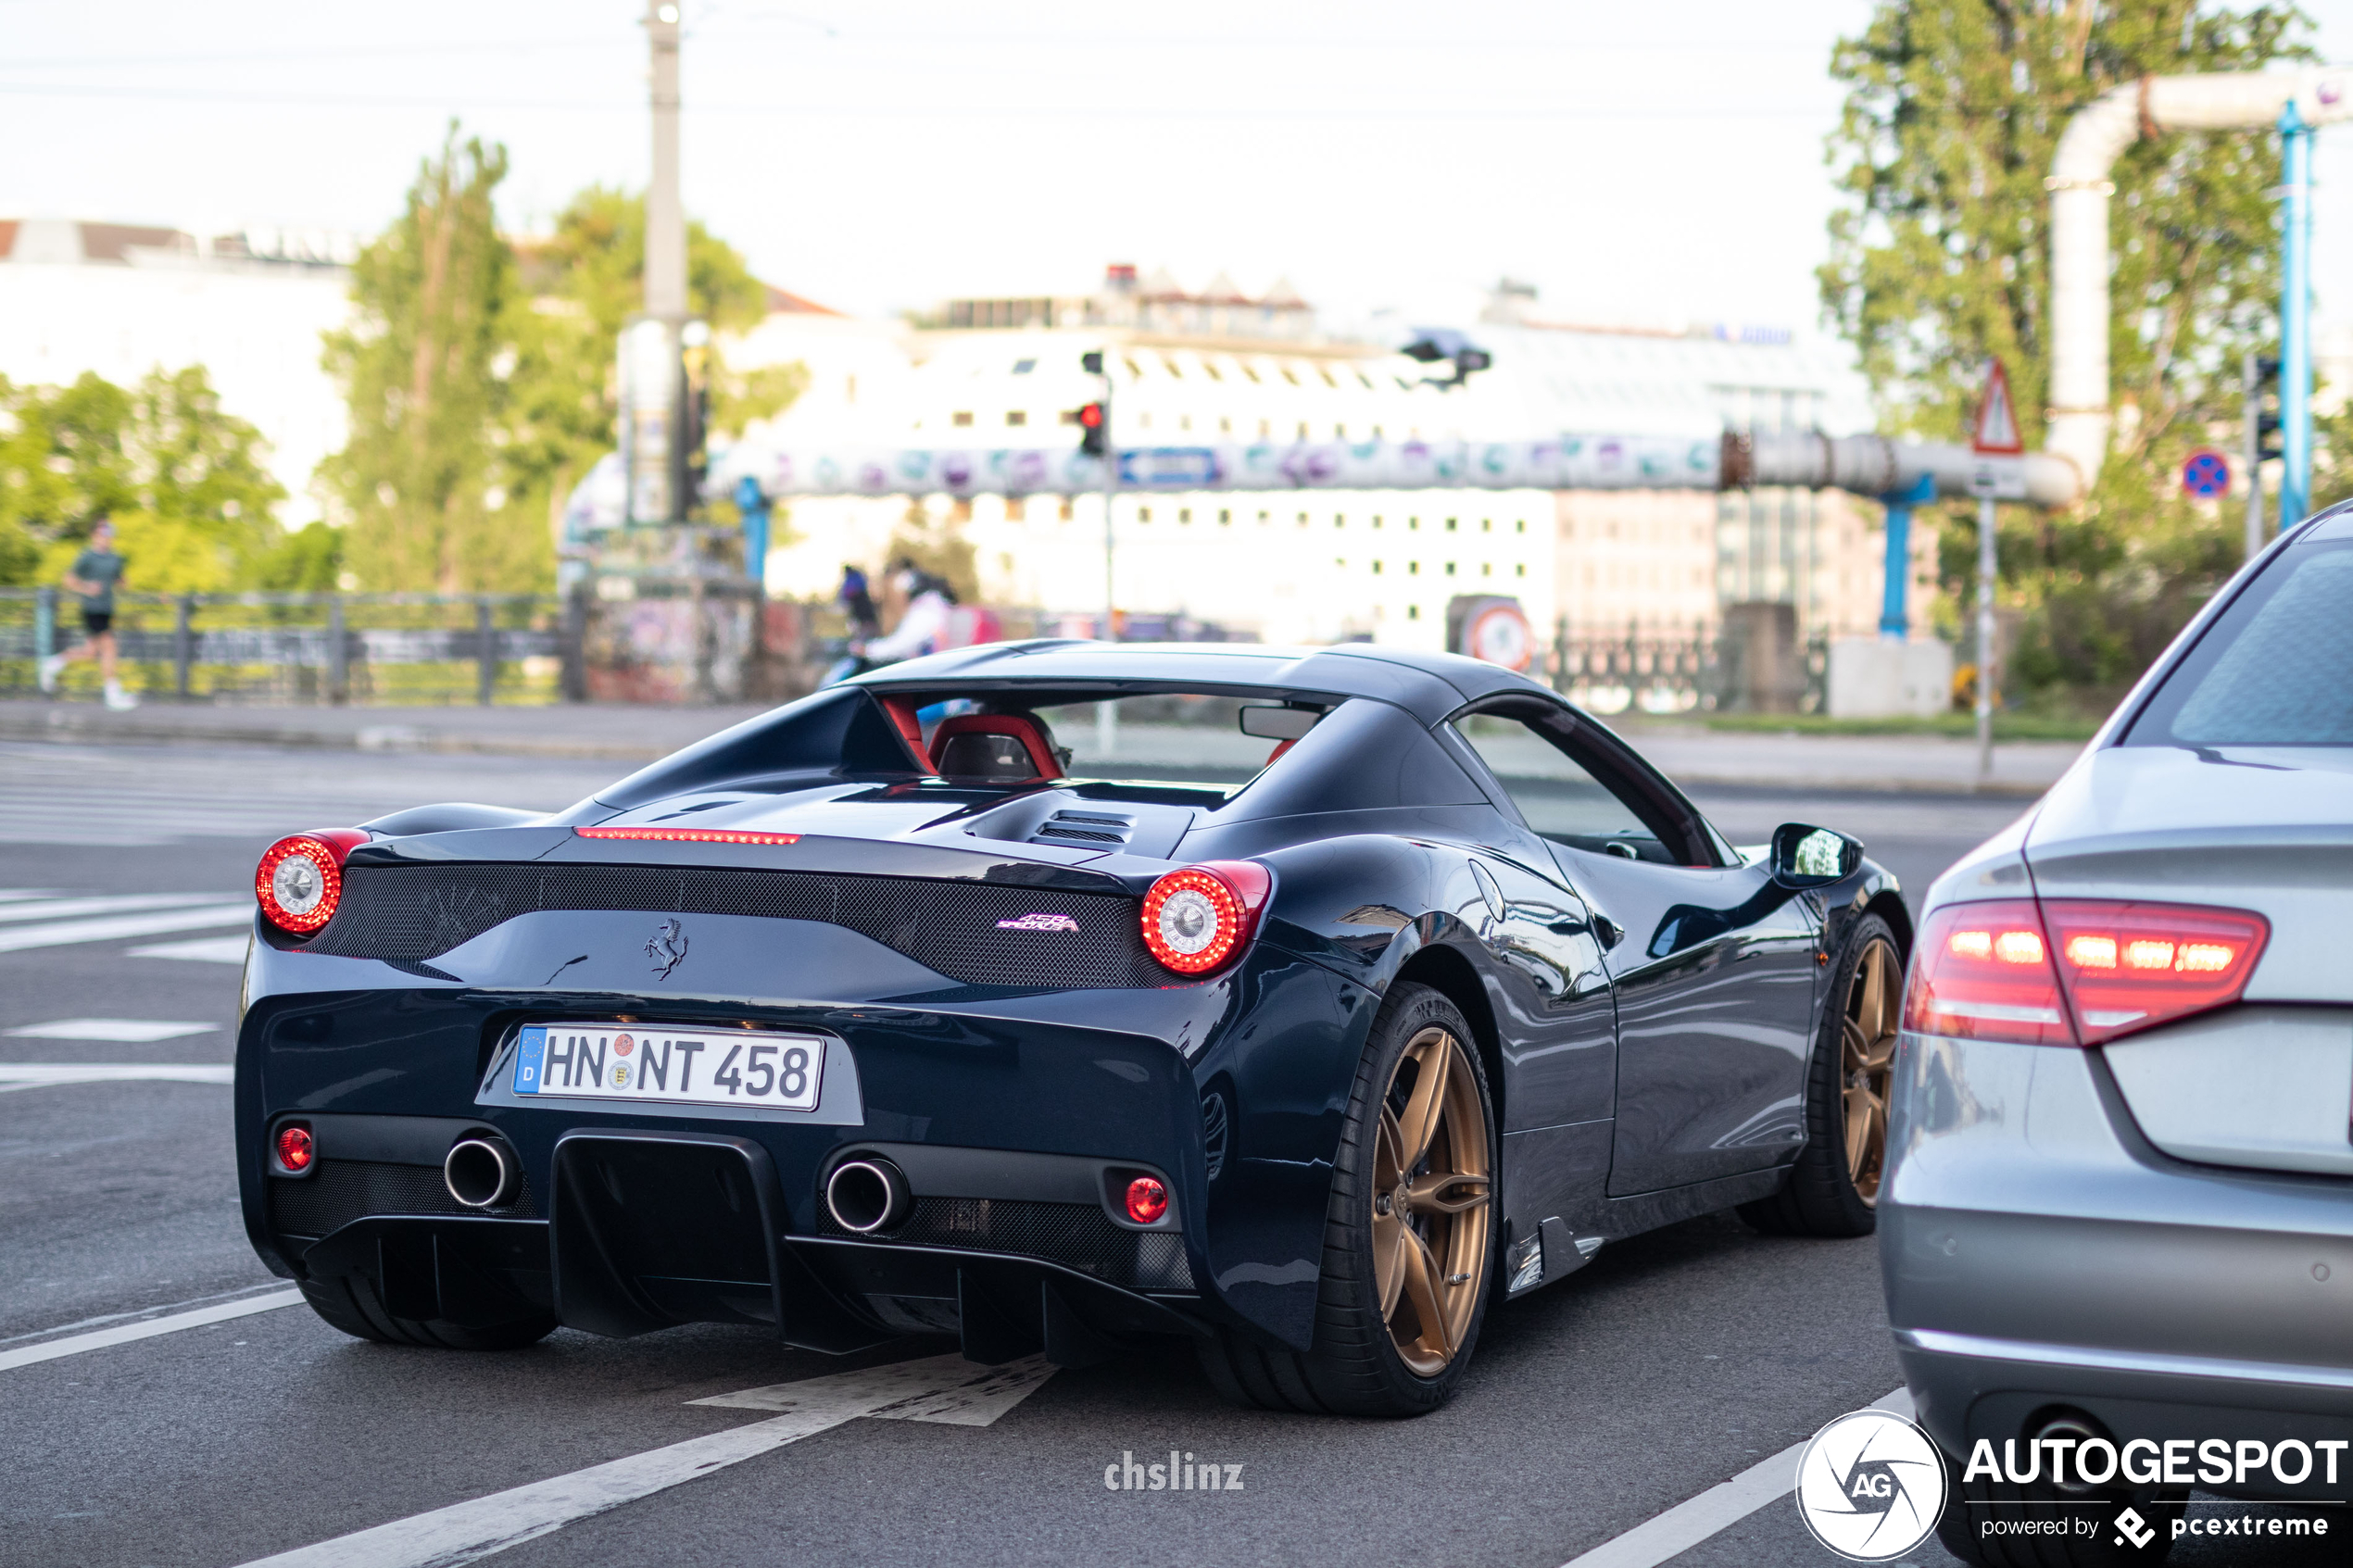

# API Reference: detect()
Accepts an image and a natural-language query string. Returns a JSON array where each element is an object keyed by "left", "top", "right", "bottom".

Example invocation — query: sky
[{"left": 7, "top": 0, "right": 2353, "bottom": 358}]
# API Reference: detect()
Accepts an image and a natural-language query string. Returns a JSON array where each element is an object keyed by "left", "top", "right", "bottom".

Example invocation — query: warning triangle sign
[{"left": 1971, "top": 358, "right": 2023, "bottom": 455}]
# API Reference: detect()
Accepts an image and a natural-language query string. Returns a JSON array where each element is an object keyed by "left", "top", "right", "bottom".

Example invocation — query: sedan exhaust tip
[
  {"left": 825, "top": 1157, "right": 910, "bottom": 1234},
  {"left": 445, "top": 1137, "right": 518, "bottom": 1209}
]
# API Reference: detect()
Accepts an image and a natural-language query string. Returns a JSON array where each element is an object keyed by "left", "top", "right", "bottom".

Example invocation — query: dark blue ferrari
[{"left": 236, "top": 642, "right": 1906, "bottom": 1416}]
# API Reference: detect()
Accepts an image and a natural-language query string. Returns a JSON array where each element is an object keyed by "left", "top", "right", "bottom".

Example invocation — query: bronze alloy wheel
[
  {"left": 1370, "top": 1025, "right": 1492, "bottom": 1376},
  {"left": 1843, "top": 937, "right": 1903, "bottom": 1205}
]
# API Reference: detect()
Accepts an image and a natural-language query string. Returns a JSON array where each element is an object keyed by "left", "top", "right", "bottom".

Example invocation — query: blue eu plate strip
[{"left": 514, "top": 1026, "right": 546, "bottom": 1096}]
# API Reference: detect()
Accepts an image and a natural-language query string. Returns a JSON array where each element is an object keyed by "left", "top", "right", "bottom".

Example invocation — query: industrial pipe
[{"left": 2046, "top": 69, "right": 2353, "bottom": 501}]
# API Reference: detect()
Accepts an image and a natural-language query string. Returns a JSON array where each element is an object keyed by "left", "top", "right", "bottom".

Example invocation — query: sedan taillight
[
  {"left": 256, "top": 829, "right": 371, "bottom": 935},
  {"left": 1903, "top": 897, "right": 2269, "bottom": 1047}
]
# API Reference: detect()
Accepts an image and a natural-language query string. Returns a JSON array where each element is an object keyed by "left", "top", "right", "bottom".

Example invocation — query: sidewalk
[{"left": 0, "top": 699, "right": 2083, "bottom": 797}]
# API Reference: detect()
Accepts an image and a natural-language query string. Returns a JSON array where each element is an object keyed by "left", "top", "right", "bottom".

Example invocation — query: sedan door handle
[{"left": 1591, "top": 912, "right": 1625, "bottom": 949}]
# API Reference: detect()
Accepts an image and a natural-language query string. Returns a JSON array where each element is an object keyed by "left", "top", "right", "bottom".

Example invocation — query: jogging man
[{"left": 37, "top": 518, "right": 137, "bottom": 709}]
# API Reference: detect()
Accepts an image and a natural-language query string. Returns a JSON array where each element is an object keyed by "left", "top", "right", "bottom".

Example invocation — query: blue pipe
[
  {"left": 736, "top": 474, "right": 771, "bottom": 588},
  {"left": 1878, "top": 472, "right": 1937, "bottom": 637},
  {"left": 2280, "top": 101, "right": 2314, "bottom": 526}
]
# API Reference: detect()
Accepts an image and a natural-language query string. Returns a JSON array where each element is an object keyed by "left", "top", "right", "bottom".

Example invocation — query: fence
[
  {"left": 1, "top": 589, "right": 577, "bottom": 707},
  {"left": 1549, "top": 625, "right": 1831, "bottom": 715}
]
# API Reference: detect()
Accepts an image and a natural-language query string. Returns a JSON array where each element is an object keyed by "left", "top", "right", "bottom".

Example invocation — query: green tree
[
  {"left": 506, "top": 188, "right": 801, "bottom": 541},
  {"left": 321, "top": 127, "right": 547, "bottom": 592},
  {"left": 1822, "top": 0, "right": 2309, "bottom": 696},
  {"left": 0, "top": 366, "right": 291, "bottom": 592}
]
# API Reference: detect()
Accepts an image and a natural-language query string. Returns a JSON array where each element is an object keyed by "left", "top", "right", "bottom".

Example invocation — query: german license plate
[{"left": 512, "top": 1022, "right": 824, "bottom": 1112}]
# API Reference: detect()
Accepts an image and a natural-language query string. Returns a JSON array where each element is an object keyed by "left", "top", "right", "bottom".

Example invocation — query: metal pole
[
  {"left": 326, "top": 596, "right": 347, "bottom": 706},
  {"left": 1097, "top": 358, "right": 1117, "bottom": 759},
  {"left": 2245, "top": 349, "right": 2268, "bottom": 559},
  {"left": 644, "top": 3, "right": 687, "bottom": 324},
  {"left": 33, "top": 585, "right": 54, "bottom": 680},
  {"left": 1877, "top": 474, "right": 1937, "bottom": 638},
  {"left": 1975, "top": 492, "right": 1997, "bottom": 782},
  {"left": 476, "top": 596, "right": 497, "bottom": 707},
  {"left": 174, "top": 594, "right": 195, "bottom": 700},
  {"left": 2280, "top": 100, "right": 2314, "bottom": 526}
]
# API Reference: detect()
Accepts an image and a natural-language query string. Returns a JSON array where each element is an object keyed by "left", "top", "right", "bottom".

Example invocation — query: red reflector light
[
  {"left": 574, "top": 827, "right": 802, "bottom": 846},
  {"left": 1139, "top": 861, "right": 1271, "bottom": 976},
  {"left": 275, "top": 1123, "right": 314, "bottom": 1173},
  {"left": 255, "top": 830, "right": 369, "bottom": 935},
  {"left": 1125, "top": 1176, "right": 1168, "bottom": 1224},
  {"left": 1901, "top": 899, "right": 2073, "bottom": 1046},
  {"left": 2042, "top": 899, "right": 2268, "bottom": 1044}
]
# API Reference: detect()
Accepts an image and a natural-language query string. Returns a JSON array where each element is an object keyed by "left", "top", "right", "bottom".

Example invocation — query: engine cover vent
[{"left": 1028, "top": 809, "right": 1135, "bottom": 849}]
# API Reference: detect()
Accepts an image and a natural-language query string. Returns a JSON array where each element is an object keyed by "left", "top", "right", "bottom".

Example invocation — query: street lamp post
[{"left": 1097, "top": 356, "right": 1117, "bottom": 758}]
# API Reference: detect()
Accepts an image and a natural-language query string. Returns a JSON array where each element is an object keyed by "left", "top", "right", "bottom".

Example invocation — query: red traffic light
[{"left": 1076, "top": 402, "right": 1104, "bottom": 429}]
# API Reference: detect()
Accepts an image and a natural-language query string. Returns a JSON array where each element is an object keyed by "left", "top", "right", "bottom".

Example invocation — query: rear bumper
[{"left": 1881, "top": 1031, "right": 2353, "bottom": 1497}]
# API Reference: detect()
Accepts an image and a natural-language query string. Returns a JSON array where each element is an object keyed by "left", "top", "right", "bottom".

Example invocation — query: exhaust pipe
[
  {"left": 444, "top": 1137, "right": 519, "bottom": 1209},
  {"left": 825, "top": 1157, "right": 911, "bottom": 1234}
]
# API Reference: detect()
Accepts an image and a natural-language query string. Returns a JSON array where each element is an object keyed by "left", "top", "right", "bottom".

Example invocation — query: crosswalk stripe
[
  {"left": 0, "top": 906, "right": 249, "bottom": 954},
  {"left": 0, "top": 1064, "right": 235, "bottom": 1092},
  {"left": 0, "top": 1288, "right": 301, "bottom": 1373},
  {"left": 0, "top": 894, "right": 240, "bottom": 925}
]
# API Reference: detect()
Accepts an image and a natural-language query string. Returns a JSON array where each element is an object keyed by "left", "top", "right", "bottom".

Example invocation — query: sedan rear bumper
[{"left": 1881, "top": 1031, "right": 2353, "bottom": 1497}]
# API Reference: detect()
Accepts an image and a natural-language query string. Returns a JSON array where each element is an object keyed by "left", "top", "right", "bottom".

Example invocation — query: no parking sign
[{"left": 2182, "top": 447, "right": 2233, "bottom": 498}]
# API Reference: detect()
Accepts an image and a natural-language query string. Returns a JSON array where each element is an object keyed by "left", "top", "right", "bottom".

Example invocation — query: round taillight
[
  {"left": 255, "top": 830, "right": 367, "bottom": 935},
  {"left": 276, "top": 1123, "right": 314, "bottom": 1173},
  {"left": 1125, "top": 1175, "right": 1168, "bottom": 1225},
  {"left": 1139, "top": 862, "right": 1268, "bottom": 976}
]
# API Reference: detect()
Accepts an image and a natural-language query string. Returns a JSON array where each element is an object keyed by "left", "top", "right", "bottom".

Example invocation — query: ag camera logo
[{"left": 1794, "top": 1408, "right": 1947, "bottom": 1561}]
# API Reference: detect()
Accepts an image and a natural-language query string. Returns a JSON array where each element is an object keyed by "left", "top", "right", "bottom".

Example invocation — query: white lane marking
[
  {"left": 692, "top": 1352, "right": 1057, "bottom": 1427},
  {"left": 0, "top": 1287, "right": 301, "bottom": 1374},
  {"left": 0, "top": 1063, "right": 234, "bottom": 1092},
  {"left": 1556, "top": 1386, "right": 1912, "bottom": 1568},
  {"left": 0, "top": 905, "right": 248, "bottom": 954},
  {"left": 0, "top": 893, "right": 239, "bottom": 925},
  {"left": 131, "top": 934, "right": 251, "bottom": 964},
  {"left": 233, "top": 1352, "right": 1054, "bottom": 1568},
  {"left": 6, "top": 1018, "right": 220, "bottom": 1042}
]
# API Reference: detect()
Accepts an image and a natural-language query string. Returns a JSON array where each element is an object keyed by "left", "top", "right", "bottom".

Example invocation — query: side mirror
[
  {"left": 1769, "top": 823, "right": 1862, "bottom": 887},
  {"left": 1239, "top": 705, "right": 1320, "bottom": 741}
]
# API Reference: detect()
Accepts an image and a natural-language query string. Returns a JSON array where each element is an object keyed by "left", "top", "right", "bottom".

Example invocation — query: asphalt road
[{"left": 0, "top": 738, "right": 2328, "bottom": 1568}]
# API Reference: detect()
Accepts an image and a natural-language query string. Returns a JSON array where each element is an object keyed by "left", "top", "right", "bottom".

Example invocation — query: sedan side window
[{"left": 1449, "top": 716, "right": 1693, "bottom": 865}]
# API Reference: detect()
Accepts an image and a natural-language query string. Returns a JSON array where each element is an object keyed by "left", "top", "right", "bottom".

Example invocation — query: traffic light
[
  {"left": 1080, "top": 350, "right": 1104, "bottom": 375},
  {"left": 1076, "top": 401, "right": 1108, "bottom": 458},
  {"left": 2253, "top": 354, "right": 2284, "bottom": 460}
]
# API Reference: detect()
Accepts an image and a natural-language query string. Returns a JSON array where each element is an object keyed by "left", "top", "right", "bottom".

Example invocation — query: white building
[
  {"left": 0, "top": 219, "right": 355, "bottom": 524},
  {"left": 722, "top": 275, "right": 1898, "bottom": 659}
]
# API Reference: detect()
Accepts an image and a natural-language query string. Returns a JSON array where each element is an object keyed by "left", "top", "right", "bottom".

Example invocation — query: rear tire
[
  {"left": 299, "top": 1274, "right": 557, "bottom": 1351},
  {"left": 1197, "top": 983, "right": 1496, "bottom": 1417},
  {"left": 1741, "top": 912, "right": 1900, "bottom": 1238}
]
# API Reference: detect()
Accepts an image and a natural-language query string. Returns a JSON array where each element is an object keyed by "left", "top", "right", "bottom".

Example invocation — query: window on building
[
  {"left": 1372, "top": 560, "right": 1384, "bottom": 574},
  {"left": 1219, "top": 417, "right": 1232, "bottom": 433},
  {"left": 1203, "top": 362, "right": 1225, "bottom": 382},
  {"left": 1445, "top": 562, "right": 1456, "bottom": 575},
  {"left": 1516, "top": 563, "right": 1527, "bottom": 577},
  {"left": 1334, "top": 515, "right": 1345, "bottom": 528},
  {"left": 1409, "top": 517, "right": 1420, "bottom": 531},
  {"left": 1138, "top": 412, "right": 1152, "bottom": 429},
  {"left": 1013, "top": 358, "right": 1037, "bottom": 374},
  {"left": 1257, "top": 510, "right": 1270, "bottom": 524},
  {"left": 1296, "top": 512, "right": 1309, "bottom": 527},
  {"left": 1124, "top": 358, "right": 1145, "bottom": 378},
  {"left": 1371, "top": 424, "right": 1382, "bottom": 439},
  {"left": 1317, "top": 368, "right": 1338, "bottom": 388},
  {"left": 1408, "top": 561, "right": 1420, "bottom": 575},
  {"left": 1258, "top": 419, "right": 1271, "bottom": 437},
  {"left": 1481, "top": 562, "right": 1491, "bottom": 576},
  {"left": 1372, "top": 516, "right": 1383, "bottom": 529},
  {"left": 1481, "top": 519, "right": 1491, "bottom": 532},
  {"left": 1356, "top": 372, "right": 1376, "bottom": 390},
  {"left": 1060, "top": 498, "right": 1076, "bottom": 521},
  {"left": 952, "top": 411, "right": 974, "bottom": 427},
  {"left": 952, "top": 498, "right": 974, "bottom": 522},
  {"left": 1296, "top": 421, "right": 1310, "bottom": 439},
  {"left": 1408, "top": 605, "right": 1420, "bottom": 620},
  {"left": 1445, "top": 518, "right": 1457, "bottom": 532},
  {"left": 1006, "top": 410, "right": 1026, "bottom": 427},
  {"left": 1335, "top": 557, "right": 1345, "bottom": 568},
  {"left": 1516, "top": 519, "right": 1527, "bottom": 533},
  {"left": 1218, "top": 509, "right": 1231, "bottom": 525},
  {"left": 1241, "top": 365, "right": 1262, "bottom": 383},
  {"left": 1060, "top": 408, "right": 1081, "bottom": 424},
  {"left": 1178, "top": 508, "right": 1191, "bottom": 524},
  {"left": 1139, "top": 507, "right": 1152, "bottom": 522},
  {"left": 1279, "top": 368, "right": 1300, "bottom": 386}
]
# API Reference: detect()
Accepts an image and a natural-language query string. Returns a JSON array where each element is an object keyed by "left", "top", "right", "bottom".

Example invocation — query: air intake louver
[{"left": 1028, "top": 809, "right": 1135, "bottom": 849}]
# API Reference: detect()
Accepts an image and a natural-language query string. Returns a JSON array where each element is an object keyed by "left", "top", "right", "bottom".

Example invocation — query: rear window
[{"left": 2130, "top": 539, "right": 2353, "bottom": 746}]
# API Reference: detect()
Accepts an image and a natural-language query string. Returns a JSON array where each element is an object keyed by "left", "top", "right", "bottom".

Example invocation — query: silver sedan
[{"left": 1883, "top": 507, "right": 2353, "bottom": 1563}]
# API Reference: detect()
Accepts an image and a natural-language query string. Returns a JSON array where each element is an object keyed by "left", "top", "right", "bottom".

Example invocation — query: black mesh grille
[
  {"left": 306, "top": 863, "right": 1162, "bottom": 988},
  {"left": 268, "top": 1158, "right": 538, "bottom": 1237},
  {"left": 820, "top": 1196, "right": 1193, "bottom": 1291}
]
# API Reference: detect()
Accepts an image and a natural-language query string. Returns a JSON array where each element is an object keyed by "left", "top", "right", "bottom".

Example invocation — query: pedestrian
[
  {"left": 838, "top": 563, "right": 880, "bottom": 640},
  {"left": 37, "top": 517, "right": 138, "bottom": 709}
]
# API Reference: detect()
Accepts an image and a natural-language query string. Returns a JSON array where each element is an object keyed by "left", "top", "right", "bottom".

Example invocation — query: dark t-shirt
[{"left": 69, "top": 547, "right": 124, "bottom": 612}]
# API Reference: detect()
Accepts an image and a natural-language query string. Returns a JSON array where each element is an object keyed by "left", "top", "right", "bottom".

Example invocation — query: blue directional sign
[
  {"left": 1119, "top": 447, "right": 1222, "bottom": 487},
  {"left": 2181, "top": 447, "right": 2232, "bottom": 499}
]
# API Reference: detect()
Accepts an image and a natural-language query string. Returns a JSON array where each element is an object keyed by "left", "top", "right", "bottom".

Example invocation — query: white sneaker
[
  {"left": 103, "top": 681, "right": 138, "bottom": 711},
  {"left": 37, "top": 653, "right": 62, "bottom": 694}
]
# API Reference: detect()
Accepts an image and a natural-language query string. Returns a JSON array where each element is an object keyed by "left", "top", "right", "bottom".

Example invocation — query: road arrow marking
[
  {"left": 233, "top": 1352, "right": 1056, "bottom": 1568},
  {"left": 692, "top": 1352, "right": 1056, "bottom": 1427}
]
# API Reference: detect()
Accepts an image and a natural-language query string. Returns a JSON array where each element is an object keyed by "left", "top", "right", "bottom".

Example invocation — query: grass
[{"left": 1687, "top": 710, "right": 2105, "bottom": 742}]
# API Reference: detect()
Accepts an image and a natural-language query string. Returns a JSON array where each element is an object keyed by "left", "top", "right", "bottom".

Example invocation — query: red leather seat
[{"left": 928, "top": 714, "right": 1063, "bottom": 781}]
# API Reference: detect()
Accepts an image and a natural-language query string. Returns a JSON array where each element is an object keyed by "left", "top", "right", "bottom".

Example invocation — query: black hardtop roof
[{"left": 851, "top": 640, "right": 1553, "bottom": 726}]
